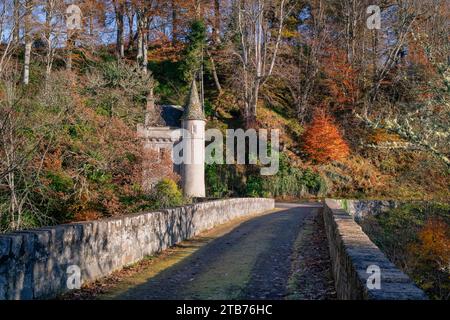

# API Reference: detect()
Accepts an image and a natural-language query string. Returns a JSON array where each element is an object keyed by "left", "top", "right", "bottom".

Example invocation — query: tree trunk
[
  {"left": 142, "top": 32, "right": 148, "bottom": 74},
  {"left": 23, "top": 42, "right": 32, "bottom": 85},
  {"left": 213, "top": 0, "right": 221, "bottom": 43},
  {"left": 44, "top": 0, "right": 54, "bottom": 80},
  {"left": 23, "top": 0, "right": 32, "bottom": 85},
  {"left": 171, "top": 0, "right": 179, "bottom": 44},
  {"left": 13, "top": 0, "right": 20, "bottom": 43},
  {"left": 247, "top": 79, "right": 260, "bottom": 127},
  {"left": 115, "top": 2, "right": 125, "bottom": 58},
  {"left": 136, "top": 30, "right": 143, "bottom": 63},
  {"left": 66, "top": 31, "right": 74, "bottom": 71},
  {"left": 206, "top": 49, "right": 222, "bottom": 95},
  {"left": 125, "top": 3, "right": 135, "bottom": 51},
  {"left": 136, "top": 8, "right": 148, "bottom": 74}
]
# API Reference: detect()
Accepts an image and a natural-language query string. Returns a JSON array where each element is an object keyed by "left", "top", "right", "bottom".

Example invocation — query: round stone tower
[{"left": 181, "top": 79, "right": 206, "bottom": 198}]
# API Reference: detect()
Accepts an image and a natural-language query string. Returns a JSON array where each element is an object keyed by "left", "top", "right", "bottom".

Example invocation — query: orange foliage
[
  {"left": 302, "top": 111, "right": 350, "bottom": 163},
  {"left": 322, "top": 49, "right": 360, "bottom": 111},
  {"left": 142, "top": 148, "right": 180, "bottom": 191},
  {"left": 100, "top": 188, "right": 122, "bottom": 216},
  {"left": 73, "top": 209, "right": 102, "bottom": 222},
  {"left": 43, "top": 148, "right": 63, "bottom": 171},
  {"left": 368, "top": 129, "right": 403, "bottom": 144},
  {"left": 148, "top": 38, "right": 184, "bottom": 62},
  {"left": 412, "top": 218, "right": 450, "bottom": 268}
]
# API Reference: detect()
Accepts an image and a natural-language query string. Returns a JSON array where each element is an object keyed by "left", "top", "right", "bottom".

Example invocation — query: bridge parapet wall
[
  {"left": 0, "top": 198, "right": 274, "bottom": 300},
  {"left": 323, "top": 199, "right": 427, "bottom": 300}
]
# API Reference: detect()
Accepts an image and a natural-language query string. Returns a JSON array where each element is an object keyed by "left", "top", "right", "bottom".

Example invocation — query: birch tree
[
  {"left": 234, "top": 0, "right": 290, "bottom": 126},
  {"left": 13, "top": 0, "right": 20, "bottom": 43},
  {"left": 23, "top": 0, "right": 33, "bottom": 85},
  {"left": 42, "top": 0, "right": 64, "bottom": 80}
]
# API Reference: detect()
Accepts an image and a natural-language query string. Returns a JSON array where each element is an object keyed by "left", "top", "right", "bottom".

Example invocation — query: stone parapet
[
  {"left": 323, "top": 199, "right": 427, "bottom": 300},
  {"left": 0, "top": 198, "right": 274, "bottom": 300}
]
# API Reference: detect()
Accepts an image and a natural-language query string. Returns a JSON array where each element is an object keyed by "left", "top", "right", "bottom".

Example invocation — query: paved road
[{"left": 95, "top": 203, "right": 334, "bottom": 300}]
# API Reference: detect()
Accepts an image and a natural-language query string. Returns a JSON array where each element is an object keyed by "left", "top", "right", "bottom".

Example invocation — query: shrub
[
  {"left": 152, "top": 178, "right": 184, "bottom": 208},
  {"left": 246, "top": 176, "right": 266, "bottom": 197},
  {"left": 322, "top": 156, "right": 388, "bottom": 198},
  {"left": 244, "top": 153, "right": 326, "bottom": 198},
  {"left": 0, "top": 63, "right": 153, "bottom": 230},
  {"left": 85, "top": 60, "right": 153, "bottom": 124},
  {"left": 206, "top": 163, "right": 230, "bottom": 198},
  {"left": 302, "top": 111, "right": 350, "bottom": 163},
  {"left": 73, "top": 210, "right": 102, "bottom": 222},
  {"left": 46, "top": 171, "right": 74, "bottom": 193}
]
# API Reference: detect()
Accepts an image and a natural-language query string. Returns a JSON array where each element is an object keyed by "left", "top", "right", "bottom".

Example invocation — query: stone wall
[
  {"left": 323, "top": 199, "right": 427, "bottom": 300},
  {"left": 0, "top": 198, "right": 274, "bottom": 300},
  {"left": 338, "top": 199, "right": 408, "bottom": 221}
]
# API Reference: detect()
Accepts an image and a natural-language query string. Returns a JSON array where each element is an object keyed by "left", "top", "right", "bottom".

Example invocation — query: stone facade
[
  {"left": 0, "top": 198, "right": 274, "bottom": 300},
  {"left": 138, "top": 126, "right": 183, "bottom": 189},
  {"left": 323, "top": 199, "right": 427, "bottom": 300},
  {"left": 181, "top": 119, "right": 206, "bottom": 197},
  {"left": 138, "top": 80, "right": 206, "bottom": 197}
]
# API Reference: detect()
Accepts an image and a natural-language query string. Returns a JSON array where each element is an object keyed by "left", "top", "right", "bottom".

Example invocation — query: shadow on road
[{"left": 110, "top": 205, "right": 314, "bottom": 300}]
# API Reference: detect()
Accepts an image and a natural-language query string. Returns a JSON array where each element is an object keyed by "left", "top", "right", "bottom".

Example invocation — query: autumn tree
[
  {"left": 302, "top": 111, "right": 350, "bottom": 163},
  {"left": 409, "top": 218, "right": 450, "bottom": 299},
  {"left": 357, "top": 1, "right": 450, "bottom": 167},
  {"left": 276, "top": 0, "right": 328, "bottom": 122},
  {"left": 233, "top": 0, "right": 291, "bottom": 127}
]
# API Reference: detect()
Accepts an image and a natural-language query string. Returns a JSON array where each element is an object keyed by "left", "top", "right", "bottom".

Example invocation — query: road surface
[{"left": 67, "top": 203, "right": 335, "bottom": 300}]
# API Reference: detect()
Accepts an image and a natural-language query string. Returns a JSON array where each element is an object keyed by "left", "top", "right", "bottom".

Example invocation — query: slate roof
[
  {"left": 159, "top": 105, "right": 183, "bottom": 127},
  {"left": 146, "top": 80, "right": 205, "bottom": 128},
  {"left": 182, "top": 79, "right": 205, "bottom": 121}
]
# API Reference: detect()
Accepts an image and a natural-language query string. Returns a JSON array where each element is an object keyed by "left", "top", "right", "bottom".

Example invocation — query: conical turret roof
[{"left": 182, "top": 79, "right": 205, "bottom": 121}]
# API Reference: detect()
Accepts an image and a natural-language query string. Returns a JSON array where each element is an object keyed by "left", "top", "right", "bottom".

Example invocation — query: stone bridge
[{"left": 0, "top": 199, "right": 426, "bottom": 300}]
